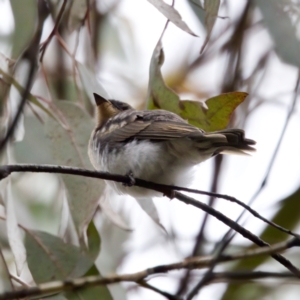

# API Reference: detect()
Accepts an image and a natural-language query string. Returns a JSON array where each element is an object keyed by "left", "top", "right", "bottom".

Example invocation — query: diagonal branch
[
  {"left": 0, "top": 0, "right": 49, "bottom": 153},
  {"left": 39, "top": 0, "right": 68, "bottom": 62},
  {"left": 1, "top": 164, "right": 300, "bottom": 278},
  {"left": 0, "top": 237, "right": 299, "bottom": 300},
  {"left": 0, "top": 164, "right": 298, "bottom": 238}
]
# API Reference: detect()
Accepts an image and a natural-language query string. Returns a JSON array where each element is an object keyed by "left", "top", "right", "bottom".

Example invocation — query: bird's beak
[{"left": 93, "top": 93, "right": 109, "bottom": 106}]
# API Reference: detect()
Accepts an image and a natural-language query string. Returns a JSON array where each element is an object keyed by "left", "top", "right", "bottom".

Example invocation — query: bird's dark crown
[{"left": 109, "top": 100, "right": 133, "bottom": 111}]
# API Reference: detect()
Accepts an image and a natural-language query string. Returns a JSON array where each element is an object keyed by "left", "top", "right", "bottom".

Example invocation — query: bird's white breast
[{"left": 88, "top": 137, "right": 202, "bottom": 198}]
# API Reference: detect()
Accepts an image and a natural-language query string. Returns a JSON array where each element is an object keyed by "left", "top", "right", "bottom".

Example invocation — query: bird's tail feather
[{"left": 195, "top": 129, "right": 256, "bottom": 156}]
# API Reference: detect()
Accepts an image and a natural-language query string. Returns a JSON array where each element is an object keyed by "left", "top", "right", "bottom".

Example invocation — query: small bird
[{"left": 88, "top": 93, "right": 255, "bottom": 198}]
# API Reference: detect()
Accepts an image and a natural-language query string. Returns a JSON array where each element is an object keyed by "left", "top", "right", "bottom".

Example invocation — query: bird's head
[{"left": 93, "top": 93, "right": 133, "bottom": 127}]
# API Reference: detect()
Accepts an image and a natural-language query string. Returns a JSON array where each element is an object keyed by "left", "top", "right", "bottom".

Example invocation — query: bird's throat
[{"left": 96, "top": 102, "right": 119, "bottom": 127}]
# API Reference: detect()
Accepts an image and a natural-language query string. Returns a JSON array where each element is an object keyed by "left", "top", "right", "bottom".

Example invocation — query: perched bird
[{"left": 88, "top": 93, "right": 255, "bottom": 198}]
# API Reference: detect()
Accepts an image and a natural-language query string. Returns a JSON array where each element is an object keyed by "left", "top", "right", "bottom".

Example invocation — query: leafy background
[{"left": 0, "top": 0, "right": 300, "bottom": 299}]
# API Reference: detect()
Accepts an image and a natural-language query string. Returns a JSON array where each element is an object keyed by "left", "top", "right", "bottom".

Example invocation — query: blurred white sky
[{"left": 1, "top": 0, "right": 300, "bottom": 299}]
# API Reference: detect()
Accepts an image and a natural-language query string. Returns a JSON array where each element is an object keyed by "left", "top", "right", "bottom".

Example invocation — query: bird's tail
[{"left": 195, "top": 129, "right": 256, "bottom": 156}]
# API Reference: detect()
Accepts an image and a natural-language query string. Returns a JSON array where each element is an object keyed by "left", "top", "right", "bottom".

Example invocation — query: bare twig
[
  {"left": 0, "top": 237, "right": 299, "bottom": 300},
  {"left": 0, "top": 54, "right": 36, "bottom": 154},
  {"left": 9, "top": 274, "right": 29, "bottom": 288},
  {"left": 0, "top": 0, "right": 48, "bottom": 153},
  {"left": 248, "top": 69, "right": 300, "bottom": 208},
  {"left": 174, "top": 192, "right": 300, "bottom": 277},
  {"left": 40, "top": 0, "right": 68, "bottom": 62},
  {"left": 177, "top": 155, "right": 223, "bottom": 296},
  {"left": 139, "top": 280, "right": 180, "bottom": 300},
  {"left": 210, "top": 270, "right": 298, "bottom": 283},
  {"left": 0, "top": 164, "right": 298, "bottom": 238},
  {"left": 222, "top": 69, "right": 300, "bottom": 248},
  {"left": 0, "top": 164, "right": 300, "bottom": 278}
]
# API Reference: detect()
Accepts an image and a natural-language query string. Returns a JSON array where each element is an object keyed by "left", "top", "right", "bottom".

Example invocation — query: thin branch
[
  {"left": 0, "top": 237, "right": 299, "bottom": 300},
  {"left": 139, "top": 280, "right": 180, "bottom": 300},
  {"left": 193, "top": 155, "right": 224, "bottom": 256},
  {"left": 9, "top": 274, "right": 29, "bottom": 288},
  {"left": 210, "top": 270, "right": 298, "bottom": 283},
  {"left": 0, "top": 0, "right": 48, "bottom": 153},
  {"left": 240, "top": 70, "right": 300, "bottom": 219},
  {"left": 0, "top": 207, "right": 298, "bottom": 270},
  {"left": 221, "top": 69, "right": 300, "bottom": 251},
  {"left": 0, "top": 59, "right": 36, "bottom": 153},
  {"left": 174, "top": 192, "right": 300, "bottom": 276},
  {"left": 186, "top": 236, "right": 228, "bottom": 300},
  {"left": 40, "top": 0, "right": 68, "bottom": 62},
  {"left": 177, "top": 155, "right": 223, "bottom": 296},
  {"left": 0, "top": 164, "right": 297, "bottom": 239},
  {"left": 1, "top": 164, "right": 300, "bottom": 278}
]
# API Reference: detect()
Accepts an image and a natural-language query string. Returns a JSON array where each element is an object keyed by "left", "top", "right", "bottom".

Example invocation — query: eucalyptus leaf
[
  {"left": 45, "top": 101, "right": 105, "bottom": 236},
  {"left": 255, "top": 0, "right": 300, "bottom": 67},
  {"left": 86, "top": 221, "right": 101, "bottom": 261},
  {"left": 147, "top": 41, "right": 247, "bottom": 131},
  {"left": 135, "top": 198, "right": 166, "bottom": 233},
  {"left": 77, "top": 63, "right": 110, "bottom": 103},
  {"left": 0, "top": 67, "right": 58, "bottom": 120},
  {"left": 10, "top": 0, "right": 37, "bottom": 58},
  {"left": 201, "top": 0, "right": 220, "bottom": 53},
  {"left": 187, "top": 0, "right": 206, "bottom": 26},
  {"left": 3, "top": 180, "right": 26, "bottom": 276},
  {"left": 25, "top": 229, "right": 101, "bottom": 281},
  {"left": 25, "top": 230, "right": 81, "bottom": 282},
  {"left": 147, "top": 0, "right": 197, "bottom": 36},
  {"left": 14, "top": 116, "right": 54, "bottom": 164},
  {"left": 25, "top": 229, "right": 111, "bottom": 299},
  {"left": 68, "top": 0, "right": 87, "bottom": 32}
]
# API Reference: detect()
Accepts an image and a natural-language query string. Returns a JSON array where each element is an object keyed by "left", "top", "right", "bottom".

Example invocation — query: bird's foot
[
  {"left": 163, "top": 189, "right": 176, "bottom": 199},
  {"left": 123, "top": 170, "right": 136, "bottom": 187}
]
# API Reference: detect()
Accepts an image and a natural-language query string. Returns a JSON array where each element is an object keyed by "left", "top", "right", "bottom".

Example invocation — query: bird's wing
[
  {"left": 134, "top": 121, "right": 203, "bottom": 140},
  {"left": 96, "top": 112, "right": 204, "bottom": 144}
]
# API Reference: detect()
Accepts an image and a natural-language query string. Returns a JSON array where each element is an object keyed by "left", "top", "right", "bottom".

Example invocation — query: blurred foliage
[{"left": 0, "top": 0, "right": 300, "bottom": 300}]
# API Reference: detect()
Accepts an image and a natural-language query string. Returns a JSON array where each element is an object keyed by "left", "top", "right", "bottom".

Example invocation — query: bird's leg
[
  {"left": 123, "top": 170, "right": 136, "bottom": 187},
  {"left": 163, "top": 189, "right": 176, "bottom": 199}
]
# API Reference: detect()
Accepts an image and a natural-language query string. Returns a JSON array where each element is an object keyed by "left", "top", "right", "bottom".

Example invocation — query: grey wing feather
[
  {"left": 135, "top": 121, "right": 203, "bottom": 140},
  {"left": 97, "top": 109, "right": 204, "bottom": 143}
]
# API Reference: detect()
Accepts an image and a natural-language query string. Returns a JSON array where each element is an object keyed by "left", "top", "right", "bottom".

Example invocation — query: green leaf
[
  {"left": 86, "top": 221, "right": 101, "bottom": 261},
  {"left": 0, "top": 68, "right": 58, "bottom": 121},
  {"left": 201, "top": 0, "right": 220, "bottom": 53},
  {"left": 70, "top": 221, "right": 101, "bottom": 278},
  {"left": 25, "top": 230, "right": 82, "bottom": 282},
  {"left": 25, "top": 229, "right": 101, "bottom": 282},
  {"left": 14, "top": 116, "right": 54, "bottom": 164},
  {"left": 222, "top": 284, "right": 271, "bottom": 300},
  {"left": 147, "top": 41, "right": 247, "bottom": 131},
  {"left": 146, "top": 0, "right": 197, "bottom": 36},
  {"left": 25, "top": 230, "right": 112, "bottom": 299},
  {"left": 10, "top": 0, "right": 37, "bottom": 58},
  {"left": 44, "top": 296, "right": 68, "bottom": 300},
  {"left": 45, "top": 101, "right": 105, "bottom": 236},
  {"left": 187, "top": 0, "right": 206, "bottom": 26},
  {"left": 255, "top": 0, "right": 300, "bottom": 67},
  {"left": 192, "top": 92, "right": 248, "bottom": 131}
]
